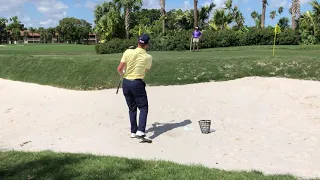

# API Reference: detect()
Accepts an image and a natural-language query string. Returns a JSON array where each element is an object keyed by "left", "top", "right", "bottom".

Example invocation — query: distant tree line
[
  {"left": 0, "top": 16, "right": 93, "bottom": 44},
  {"left": 93, "top": 0, "right": 320, "bottom": 45}
]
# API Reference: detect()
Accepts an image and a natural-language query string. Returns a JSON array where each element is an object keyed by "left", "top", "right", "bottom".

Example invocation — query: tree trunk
[
  {"left": 194, "top": 0, "right": 198, "bottom": 28},
  {"left": 125, "top": 8, "right": 130, "bottom": 39},
  {"left": 291, "top": 0, "right": 300, "bottom": 30},
  {"left": 160, "top": 0, "right": 166, "bottom": 35},
  {"left": 261, "top": 0, "right": 266, "bottom": 28},
  {"left": 291, "top": 15, "right": 296, "bottom": 30}
]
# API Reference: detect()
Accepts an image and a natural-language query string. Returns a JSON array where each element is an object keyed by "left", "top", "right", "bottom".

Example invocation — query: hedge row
[{"left": 95, "top": 28, "right": 300, "bottom": 54}]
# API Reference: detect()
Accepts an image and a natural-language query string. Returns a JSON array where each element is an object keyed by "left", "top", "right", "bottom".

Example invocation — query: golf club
[{"left": 116, "top": 76, "right": 123, "bottom": 94}]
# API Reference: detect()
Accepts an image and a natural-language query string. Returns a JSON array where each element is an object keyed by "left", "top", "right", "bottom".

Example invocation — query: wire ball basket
[{"left": 198, "top": 120, "right": 212, "bottom": 134}]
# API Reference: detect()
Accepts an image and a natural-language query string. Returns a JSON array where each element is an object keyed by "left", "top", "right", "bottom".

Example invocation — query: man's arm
[
  {"left": 145, "top": 56, "right": 152, "bottom": 72},
  {"left": 117, "top": 50, "right": 128, "bottom": 75},
  {"left": 117, "top": 62, "right": 126, "bottom": 75}
]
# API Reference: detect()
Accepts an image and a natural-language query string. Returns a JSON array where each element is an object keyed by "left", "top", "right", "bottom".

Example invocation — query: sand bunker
[{"left": 0, "top": 77, "right": 319, "bottom": 179}]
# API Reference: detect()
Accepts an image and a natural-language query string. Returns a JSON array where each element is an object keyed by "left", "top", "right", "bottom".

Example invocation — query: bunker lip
[{"left": 1, "top": 76, "right": 320, "bottom": 179}]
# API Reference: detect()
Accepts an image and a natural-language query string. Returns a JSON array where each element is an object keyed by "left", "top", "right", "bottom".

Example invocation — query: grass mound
[
  {"left": 0, "top": 44, "right": 319, "bottom": 90},
  {"left": 0, "top": 150, "right": 300, "bottom": 180}
]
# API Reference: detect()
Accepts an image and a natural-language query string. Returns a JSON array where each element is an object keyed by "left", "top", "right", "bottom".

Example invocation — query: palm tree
[
  {"left": 46, "top": 27, "right": 56, "bottom": 43},
  {"left": 209, "top": 0, "right": 238, "bottom": 30},
  {"left": 0, "top": 18, "right": 8, "bottom": 44},
  {"left": 251, "top": 11, "right": 258, "bottom": 20},
  {"left": 300, "top": 11, "right": 316, "bottom": 34},
  {"left": 278, "top": 6, "right": 284, "bottom": 14},
  {"left": 298, "top": 1, "right": 319, "bottom": 39},
  {"left": 212, "top": 9, "right": 233, "bottom": 30},
  {"left": 291, "top": 0, "right": 300, "bottom": 30},
  {"left": 194, "top": 0, "right": 198, "bottom": 28},
  {"left": 278, "top": 17, "right": 290, "bottom": 30},
  {"left": 23, "top": 30, "right": 28, "bottom": 43},
  {"left": 270, "top": 10, "right": 277, "bottom": 20},
  {"left": 310, "top": 0, "right": 319, "bottom": 28},
  {"left": 29, "top": 27, "right": 35, "bottom": 43},
  {"left": 198, "top": 3, "right": 215, "bottom": 28},
  {"left": 160, "top": 0, "right": 166, "bottom": 35},
  {"left": 234, "top": 11, "right": 245, "bottom": 29},
  {"left": 94, "top": 0, "right": 123, "bottom": 41},
  {"left": 251, "top": 11, "right": 259, "bottom": 27},
  {"left": 6, "top": 16, "right": 23, "bottom": 44},
  {"left": 120, "top": 0, "right": 142, "bottom": 39},
  {"left": 261, "top": 0, "right": 268, "bottom": 28},
  {"left": 38, "top": 27, "right": 45, "bottom": 43},
  {"left": 224, "top": 0, "right": 234, "bottom": 26},
  {"left": 224, "top": 0, "right": 233, "bottom": 12},
  {"left": 251, "top": 11, "right": 261, "bottom": 28}
]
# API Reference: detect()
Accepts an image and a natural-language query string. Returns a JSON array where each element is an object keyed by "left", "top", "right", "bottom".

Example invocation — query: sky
[{"left": 0, "top": 0, "right": 315, "bottom": 28}]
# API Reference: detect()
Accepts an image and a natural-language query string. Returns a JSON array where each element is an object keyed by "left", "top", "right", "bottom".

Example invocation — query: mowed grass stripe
[
  {"left": 0, "top": 44, "right": 320, "bottom": 90},
  {"left": 1, "top": 54, "right": 320, "bottom": 90}
]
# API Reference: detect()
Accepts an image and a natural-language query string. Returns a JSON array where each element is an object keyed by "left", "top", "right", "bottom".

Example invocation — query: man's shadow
[{"left": 146, "top": 119, "right": 192, "bottom": 139}]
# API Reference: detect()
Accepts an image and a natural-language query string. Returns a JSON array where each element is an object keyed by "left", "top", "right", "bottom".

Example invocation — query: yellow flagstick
[
  {"left": 273, "top": 31, "right": 276, "bottom": 56},
  {"left": 273, "top": 24, "right": 281, "bottom": 56}
]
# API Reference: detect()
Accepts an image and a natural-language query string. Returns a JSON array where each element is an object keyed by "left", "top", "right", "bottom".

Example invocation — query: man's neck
[{"left": 137, "top": 45, "right": 146, "bottom": 50}]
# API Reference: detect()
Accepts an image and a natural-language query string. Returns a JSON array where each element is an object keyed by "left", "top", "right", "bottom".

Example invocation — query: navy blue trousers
[{"left": 122, "top": 78, "right": 149, "bottom": 133}]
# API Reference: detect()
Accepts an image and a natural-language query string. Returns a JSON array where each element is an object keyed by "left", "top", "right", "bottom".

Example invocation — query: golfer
[
  {"left": 117, "top": 34, "right": 153, "bottom": 139},
  {"left": 192, "top": 26, "right": 202, "bottom": 51}
]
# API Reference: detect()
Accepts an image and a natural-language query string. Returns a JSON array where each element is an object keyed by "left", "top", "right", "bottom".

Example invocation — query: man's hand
[{"left": 117, "top": 62, "right": 126, "bottom": 75}]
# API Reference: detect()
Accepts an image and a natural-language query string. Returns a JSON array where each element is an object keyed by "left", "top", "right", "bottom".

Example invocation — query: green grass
[
  {"left": 0, "top": 44, "right": 320, "bottom": 90},
  {"left": 0, "top": 150, "right": 302, "bottom": 180},
  {"left": 0, "top": 44, "right": 96, "bottom": 55}
]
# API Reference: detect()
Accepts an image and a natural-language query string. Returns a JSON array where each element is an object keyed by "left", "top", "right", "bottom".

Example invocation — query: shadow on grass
[
  {"left": 146, "top": 119, "right": 192, "bottom": 139},
  {"left": 0, "top": 150, "right": 146, "bottom": 180}
]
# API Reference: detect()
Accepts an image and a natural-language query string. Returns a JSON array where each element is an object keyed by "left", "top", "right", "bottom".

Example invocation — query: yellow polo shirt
[{"left": 120, "top": 47, "right": 152, "bottom": 80}]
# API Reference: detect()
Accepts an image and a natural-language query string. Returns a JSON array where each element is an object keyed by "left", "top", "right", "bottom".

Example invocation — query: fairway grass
[
  {"left": 1, "top": 44, "right": 320, "bottom": 90},
  {"left": 0, "top": 150, "right": 301, "bottom": 180},
  {"left": 0, "top": 44, "right": 96, "bottom": 55}
]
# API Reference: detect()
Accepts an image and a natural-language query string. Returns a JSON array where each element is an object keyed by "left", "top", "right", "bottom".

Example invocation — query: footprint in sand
[
  {"left": 4, "top": 108, "right": 13, "bottom": 114},
  {"left": 166, "top": 131, "right": 181, "bottom": 138},
  {"left": 300, "top": 103, "right": 320, "bottom": 109},
  {"left": 117, "top": 115, "right": 125, "bottom": 119},
  {"left": 299, "top": 96, "right": 320, "bottom": 109},
  {"left": 304, "top": 95, "right": 319, "bottom": 99}
]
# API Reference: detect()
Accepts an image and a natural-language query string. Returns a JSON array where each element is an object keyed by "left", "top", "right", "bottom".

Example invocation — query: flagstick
[{"left": 273, "top": 32, "right": 276, "bottom": 56}]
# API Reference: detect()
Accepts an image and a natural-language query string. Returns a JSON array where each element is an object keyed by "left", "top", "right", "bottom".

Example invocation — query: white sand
[{"left": 1, "top": 77, "right": 319, "bottom": 179}]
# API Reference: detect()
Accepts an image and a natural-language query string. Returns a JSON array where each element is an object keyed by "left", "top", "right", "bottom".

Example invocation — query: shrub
[
  {"left": 276, "top": 29, "right": 300, "bottom": 45},
  {"left": 95, "top": 38, "right": 136, "bottom": 54},
  {"left": 95, "top": 28, "right": 301, "bottom": 54}
]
